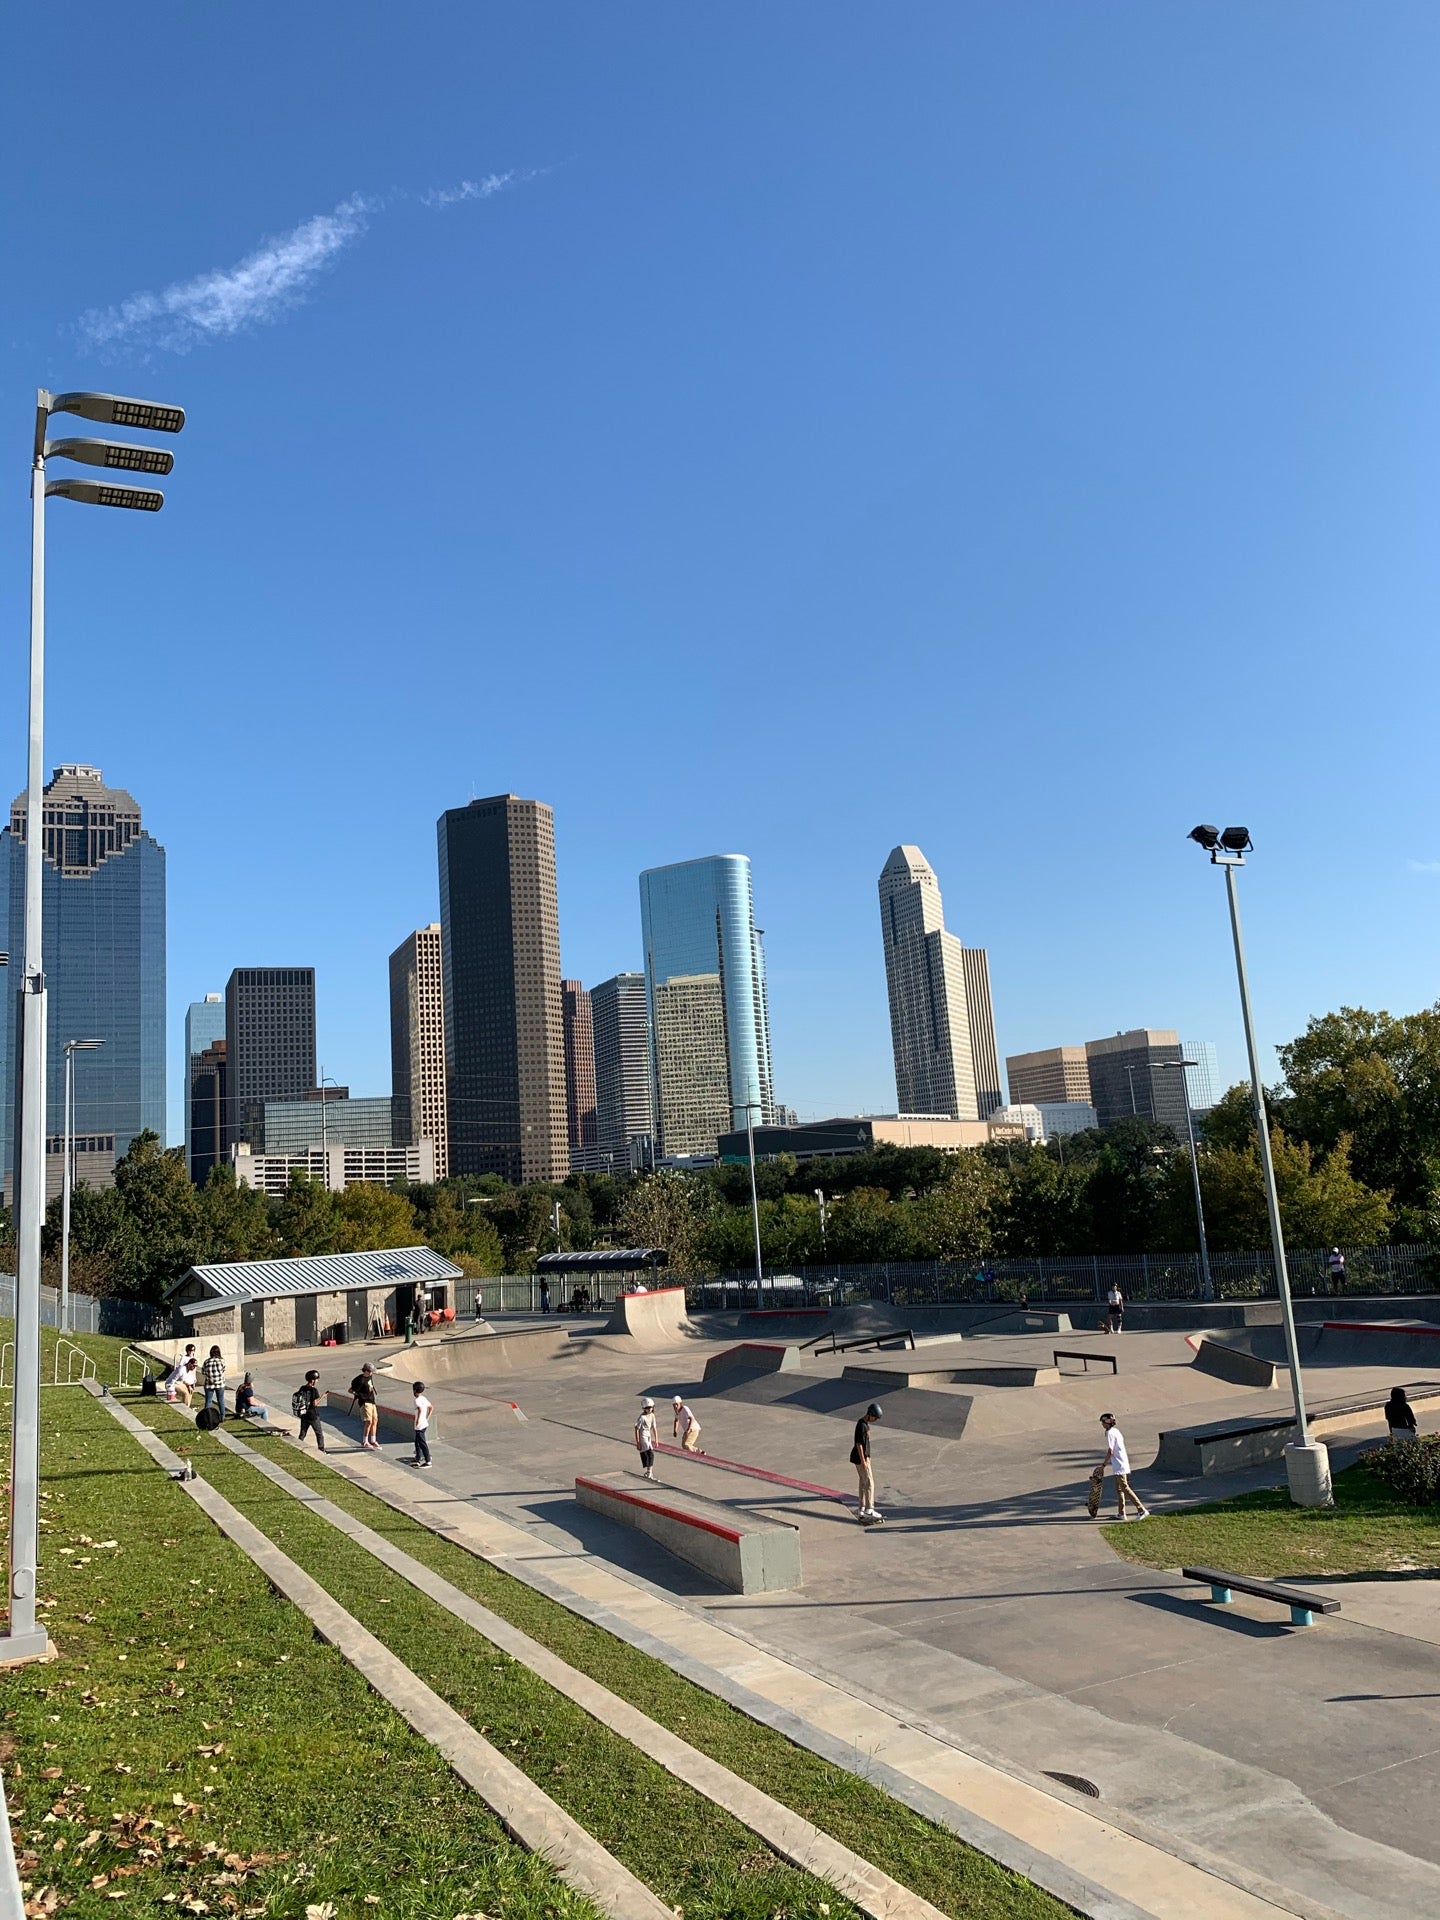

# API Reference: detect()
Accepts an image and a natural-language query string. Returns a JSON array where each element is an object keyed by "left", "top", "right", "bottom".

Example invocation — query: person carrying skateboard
[
  {"left": 851, "top": 1403, "right": 884, "bottom": 1523},
  {"left": 1088, "top": 1413, "right": 1148, "bottom": 1520}
]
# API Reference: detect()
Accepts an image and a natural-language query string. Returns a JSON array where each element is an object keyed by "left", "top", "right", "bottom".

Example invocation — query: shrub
[{"left": 1357, "top": 1433, "right": 1440, "bottom": 1506}]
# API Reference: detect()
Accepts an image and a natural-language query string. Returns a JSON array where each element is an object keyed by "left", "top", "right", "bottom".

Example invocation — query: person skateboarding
[
  {"left": 672, "top": 1396, "right": 705, "bottom": 1454},
  {"left": 851, "top": 1402, "right": 884, "bottom": 1524},
  {"left": 635, "top": 1397, "right": 658, "bottom": 1479},
  {"left": 1088, "top": 1413, "right": 1148, "bottom": 1520}
]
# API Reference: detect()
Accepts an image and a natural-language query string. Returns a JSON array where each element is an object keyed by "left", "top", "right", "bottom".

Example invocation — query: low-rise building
[
  {"left": 231, "top": 1138, "right": 435, "bottom": 1195},
  {"left": 165, "top": 1243, "right": 461, "bottom": 1352},
  {"left": 717, "top": 1114, "right": 991, "bottom": 1163}
]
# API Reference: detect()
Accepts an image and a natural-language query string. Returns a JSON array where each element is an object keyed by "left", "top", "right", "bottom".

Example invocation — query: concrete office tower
[
  {"left": 877, "top": 845, "right": 979, "bottom": 1122},
  {"left": 1006, "top": 1045, "right": 1092, "bottom": 1108},
  {"left": 591, "top": 972, "right": 654, "bottom": 1172},
  {"left": 185, "top": 994, "right": 226, "bottom": 1181},
  {"left": 0, "top": 765, "right": 165, "bottom": 1200},
  {"left": 561, "top": 980, "right": 599, "bottom": 1170},
  {"left": 226, "top": 968, "right": 317, "bottom": 1149},
  {"left": 1084, "top": 1029, "right": 1188, "bottom": 1131},
  {"left": 640, "top": 854, "right": 774, "bottom": 1159},
  {"left": 438, "top": 794, "right": 568, "bottom": 1184},
  {"left": 1179, "top": 1039, "right": 1221, "bottom": 1113},
  {"left": 389, "top": 924, "right": 448, "bottom": 1177},
  {"left": 960, "top": 947, "right": 1003, "bottom": 1118}
]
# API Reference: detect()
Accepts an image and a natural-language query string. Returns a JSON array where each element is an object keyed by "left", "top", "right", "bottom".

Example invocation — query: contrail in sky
[{"left": 76, "top": 172, "right": 527, "bottom": 353}]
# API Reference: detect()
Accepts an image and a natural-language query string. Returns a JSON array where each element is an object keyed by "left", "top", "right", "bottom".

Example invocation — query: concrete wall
[
  {"left": 575, "top": 1471, "right": 802, "bottom": 1593},
  {"left": 138, "top": 1333, "right": 245, "bottom": 1380}
]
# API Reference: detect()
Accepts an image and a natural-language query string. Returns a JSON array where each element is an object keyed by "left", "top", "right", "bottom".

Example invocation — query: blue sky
[{"left": 4, "top": 4, "right": 1440, "bottom": 1143}]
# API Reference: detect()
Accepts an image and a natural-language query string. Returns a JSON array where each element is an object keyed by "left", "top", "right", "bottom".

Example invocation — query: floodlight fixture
[
  {"left": 50, "top": 390, "right": 186, "bottom": 435},
  {"left": 1188, "top": 825, "right": 1220, "bottom": 851},
  {"left": 45, "top": 477, "right": 163, "bottom": 511},
  {"left": 1220, "top": 826, "right": 1252, "bottom": 853},
  {"left": 46, "top": 436, "right": 174, "bottom": 476},
  {"left": 66, "top": 1037, "right": 105, "bottom": 1051}
]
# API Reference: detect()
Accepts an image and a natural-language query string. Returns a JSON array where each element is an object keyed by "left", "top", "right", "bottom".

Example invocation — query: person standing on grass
[
  {"left": 410, "top": 1380, "right": 433, "bottom": 1468},
  {"left": 851, "top": 1402, "right": 883, "bottom": 1521},
  {"left": 201, "top": 1346, "right": 227, "bottom": 1420},
  {"left": 672, "top": 1395, "right": 705, "bottom": 1454},
  {"left": 635, "top": 1397, "right": 658, "bottom": 1479},
  {"left": 1386, "top": 1386, "right": 1418, "bottom": 1446},
  {"left": 351, "top": 1363, "right": 380, "bottom": 1450},
  {"left": 294, "top": 1370, "right": 326, "bottom": 1451},
  {"left": 1088, "top": 1413, "right": 1149, "bottom": 1520},
  {"left": 1106, "top": 1283, "right": 1125, "bottom": 1334}
]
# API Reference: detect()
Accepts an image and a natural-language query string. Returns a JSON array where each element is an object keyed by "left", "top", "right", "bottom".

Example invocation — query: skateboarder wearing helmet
[{"left": 851, "top": 1402, "right": 884, "bottom": 1523}]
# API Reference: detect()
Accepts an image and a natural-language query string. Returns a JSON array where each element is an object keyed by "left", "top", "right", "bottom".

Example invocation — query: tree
[
  {"left": 275, "top": 1172, "right": 344, "bottom": 1255},
  {"left": 334, "top": 1182, "right": 418, "bottom": 1252},
  {"left": 909, "top": 1155, "right": 1001, "bottom": 1263},
  {"left": 195, "top": 1167, "right": 277, "bottom": 1265},
  {"left": 616, "top": 1171, "right": 713, "bottom": 1278},
  {"left": 1188, "top": 1129, "right": 1392, "bottom": 1251},
  {"left": 108, "top": 1132, "right": 203, "bottom": 1298},
  {"left": 827, "top": 1187, "right": 914, "bottom": 1263}
]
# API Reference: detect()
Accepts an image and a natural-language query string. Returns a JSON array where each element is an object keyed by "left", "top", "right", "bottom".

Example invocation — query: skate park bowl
[
  {"left": 703, "top": 1342, "right": 803, "bottom": 1380},
  {"left": 575, "top": 1471, "right": 802, "bottom": 1593},
  {"left": 602, "top": 1284, "right": 706, "bottom": 1348},
  {"left": 381, "top": 1325, "right": 572, "bottom": 1382}
]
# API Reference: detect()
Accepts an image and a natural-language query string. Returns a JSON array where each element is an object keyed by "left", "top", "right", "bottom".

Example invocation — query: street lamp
[
  {"left": 1156, "top": 1059, "right": 1213, "bottom": 1303},
  {"left": 61, "top": 1039, "right": 105, "bottom": 1336},
  {"left": 1188, "top": 824, "right": 1329, "bottom": 1506},
  {"left": 736, "top": 1101, "right": 765, "bottom": 1304},
  {"left": 4, "top": 388, "right": 184, "bottom": 1667}
]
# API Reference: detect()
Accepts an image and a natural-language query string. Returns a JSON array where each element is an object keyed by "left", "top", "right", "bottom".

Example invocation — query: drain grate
[{"left": 1043, "top": 1771, "right": 1101, "bottom": 1798}]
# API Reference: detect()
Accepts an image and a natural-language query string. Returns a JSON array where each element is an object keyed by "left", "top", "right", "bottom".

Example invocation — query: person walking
[
  {"left": 1327, "top": 1247, "right": 1347, "bottom": 1295},
  {"left": 1386, "top": 1386, "right": 1418, "bottom": 1446},
  {"left": 201, "top": 1345, "right": 227, "bottom": 1421},
  {"left": 351, "top": 1362, "right": 380, "bottom": 1450},
  {"left": 672, "top": 1395, "right": 705, "bottom": 1454},
  {"left": 539, "top": 1276, "right": 551, "bottom": 1315},
  {"left": 410, "top": 1380, "right": 433, "bottom": 1468},
  {"left": 635, "top": 1397, "right": 658, "bottom": 1479},
  {"left": 1106, "top": 1284, "right": 1125, "bottom": 1334},
  {"left": 293, "top": 1370, "right": 326, "bottom": 1451},
  {"left": 851, "top": 1402, "right": 883, "bottom": 1522},
  {"left": 1088, "top": 1413, "right": 1148, "bottom": 1520}
]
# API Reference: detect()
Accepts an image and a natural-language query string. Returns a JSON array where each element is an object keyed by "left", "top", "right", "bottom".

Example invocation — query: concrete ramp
[
  {"left": 602, "top": 1285, "right": 705, "bottom": 1349},
  {"left": 576, "top": 1471, "right": 802, "bottom": 1592},
  {"left": 842, "top": 1361, "right": 1060, "bottom": 1389},
  {"left": 1189, "top": 1336, "right": 1284, "bottom": 1389},
  {"left": 381, "top": 1325, "right": 571, "bottom": 1383},
  {"left": 703, "top": 1342, "right": 802, "bottom": 1380}
]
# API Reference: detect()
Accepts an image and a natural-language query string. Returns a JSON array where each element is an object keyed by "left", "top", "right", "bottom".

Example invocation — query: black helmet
[{"left": 866, "top": 1403, "right": 883, "bottom": 1420}]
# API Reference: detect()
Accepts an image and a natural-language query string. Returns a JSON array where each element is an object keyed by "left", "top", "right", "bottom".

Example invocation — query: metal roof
[
  {"left": 535, "top": 1248, "right": 668, "bottom": 1274},
  {"left": 167, "top": 1245, "right": 462, "bottom": 1308}
]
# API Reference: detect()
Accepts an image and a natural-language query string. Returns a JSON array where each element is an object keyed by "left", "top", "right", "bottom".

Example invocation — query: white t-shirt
[
  {"left": 413, "top": 1393, "right": 433, "bottom": 1432},
  {"left": 1107, "top": 1288, "right": 1123, "bottom": 1307},
  {"left": 675, "top": 1403, "right": 698, "bottom": 1435},
  {"left": 1104, "top": 1427, "right": 1130, "bottom": 1476},
  {"left": 635, "top": 1411, "right": 657, "bottom": 1451}
]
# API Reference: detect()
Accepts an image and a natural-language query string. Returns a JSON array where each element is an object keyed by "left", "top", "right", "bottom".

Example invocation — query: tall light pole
[
  {"left": 3, "top": 389, "right": 184, "bottom": 1667},
  {"left": 737, "top": 1101, "right": 765, "bottom": 1304},
  {"left": 1188, "top": 825, "right": 1329, "bottom": 1507},
  {"left": 316, "top": 1069, "right": 342, "bottom": 1183},
  {"left": 1157, "top": 1058, "right": 1212, "bottom": 1303},
  {"left": 61, "top": 1038, "right": 105, "bottom": 1335}
]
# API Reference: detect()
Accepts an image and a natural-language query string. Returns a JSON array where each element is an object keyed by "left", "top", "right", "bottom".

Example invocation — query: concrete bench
[
  {"left": 1053, "top": 1348, "right": 1117, "bottom": 1374},
  {"left": 1156, "top": 1382, "right": 1440, "bottom": 1475},
  {"left": 1182, "top": 1564, "right": 1341, "bottom": 1629},
  {"left": 575, "top": 1471, "right": 802, "bottom": 1593}
]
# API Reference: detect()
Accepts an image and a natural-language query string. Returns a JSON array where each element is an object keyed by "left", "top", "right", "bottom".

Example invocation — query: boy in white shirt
[
  {"left": 1088, "top": 1412, "right": 1148, "bottom": 1520},
  {"left": 410, "top": 1381, "right": 433, "bottom": 1469},
  {"left": 672, "top": 1396, "right": 704, "bottom": 1454},
  {"left": 634, "top": 1397, "right": 658, "bottom": 1479}
]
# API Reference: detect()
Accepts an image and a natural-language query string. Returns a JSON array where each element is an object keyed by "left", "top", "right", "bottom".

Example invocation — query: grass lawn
[
  {"left": 132, "top": 1399, "right": 1070, "bottom": 1920},
  {"left": 0, "top": 1387, "right": 603, "bottom": 1920},
  {"left": 1102, "top": 1459, "right": 1440, "bottom": 1578}
]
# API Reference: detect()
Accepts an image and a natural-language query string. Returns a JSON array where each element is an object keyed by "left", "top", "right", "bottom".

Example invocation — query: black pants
[
  {"left": 414, "top": 1427, "right": 431, "bottom": 1465},
  {"left": 299, "top": 1410, "right": 326, "bottom": 1451}
]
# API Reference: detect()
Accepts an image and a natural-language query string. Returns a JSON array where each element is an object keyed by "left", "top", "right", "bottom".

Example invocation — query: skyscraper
[
  {"left": 225, "top": 968, "right": 317, "bottom": 1148},
  {"left": 878, "top": 844, "right": 995, "bottom": 1122},
  {"left": 0, "top": 764, "right": 165, "bottom": 1198},
  {"left": 591, "top": 972, "right": 654, "bottom": 1173},
  {"left": 640, "top": 855, "right": 774, "bottom": 1160},
  {"left": 188, "top": 1041, "right": 227, "bottom": 1186},
  {"left": 438, "top": 794, "right": 568, "bottom": 1184},
  {"left": 1084, "top": 1030, "right": 1188, "bottom": 1131},
  {"left": 389, "top": 924, "right": 448, "bottom": 1177},
  {"left": 185, "top": 995, "right": 226, "bottom": 1181},
  {"left": 1006, "top": 1045, "right": 1092, "bottom": 1108},
  {"left": 1179, "top": 1040, "right": 1221, "bottom": 1113},
  {"left": 561, "top": 980, "right": 599, "bottom": 1170}
]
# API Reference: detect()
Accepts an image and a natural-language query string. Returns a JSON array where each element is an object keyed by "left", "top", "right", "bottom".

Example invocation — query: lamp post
[
  {"left": 1124, "top": 1065, "right": 1140, "bottom": 1117},
  {"left": 61, "top": 1039, "right": 105, "bottom": 1335},
  {"left": 3, "top": 389, "right": 184, "bottom": 1667},
  {"left": 737, "top": 1101, "right": 765, "bottom": 1304},
  {"left": 316, "top": 1070, "right": 342, "bottom": 1184},
  {"left": 1188, "top": 825, "right": 1329, "bottom": 1506},
  {"left": 1157, "top": 1058, "right": 1212, "bottom": 1303}
]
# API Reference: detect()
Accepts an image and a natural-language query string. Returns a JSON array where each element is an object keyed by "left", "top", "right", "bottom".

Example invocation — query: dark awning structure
[{"left": 534, "top": 1247, "right": 668, "bottom": 1274}]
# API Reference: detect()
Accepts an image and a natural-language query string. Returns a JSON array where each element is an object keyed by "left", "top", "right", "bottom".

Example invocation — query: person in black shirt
[
  {"left": 351, "top": 1363, "right": 380, "bottom": 1450},
  {"left": 850, "top": 1402, "right": 883, "bottom": 1522},
  {"left": 294, "top": 1370, "right": 326, "bottom": 1451},
  {"left": 1386, "top": 1386, "right": 1418, "bottom": 1445}
]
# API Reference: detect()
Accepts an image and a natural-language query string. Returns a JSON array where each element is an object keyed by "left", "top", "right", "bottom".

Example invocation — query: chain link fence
[{"left": 0, "top": 1277, "right": 171, "bottom": 1338}]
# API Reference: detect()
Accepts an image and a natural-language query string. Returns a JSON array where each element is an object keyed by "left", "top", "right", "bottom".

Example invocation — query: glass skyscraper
[
  {"left": 0, "top": 765, "right": 165, "bottom": 1197},
  {"left": 185, "top": 995, "right": 226, "bottom": 1181},
  {"left": 640, "top": 855, "right": 774, "bottom": 1158}
]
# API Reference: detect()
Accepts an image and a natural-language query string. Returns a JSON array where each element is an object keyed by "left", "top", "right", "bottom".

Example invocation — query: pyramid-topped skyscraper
[{"left": 878, "top": 845, "right": 1001, "bottom": 1121}]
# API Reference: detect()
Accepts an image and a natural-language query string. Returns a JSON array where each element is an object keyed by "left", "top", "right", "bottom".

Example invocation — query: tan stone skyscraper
[
  {"left": 389, "top": 923, "right": 449, "bottom": 1177},
  {"left": 878, "top": 845, "right": 1001, "bottom": 1121},
  {"left": 438, "top": 795, "right": 569, "bottom": 1183}
]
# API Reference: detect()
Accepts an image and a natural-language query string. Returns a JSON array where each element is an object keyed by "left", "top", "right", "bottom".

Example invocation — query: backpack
[{"left": 291, "top": 1388, "right": 311, "bottom": 1417}]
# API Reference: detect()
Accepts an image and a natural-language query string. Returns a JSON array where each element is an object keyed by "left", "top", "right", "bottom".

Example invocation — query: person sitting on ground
[
  {"left": 233, "top": 1372, "right": 262, "bottom": 1421},
  {"left": 1386, "top": 1386, "right": 1418, "bottom": 1446}
]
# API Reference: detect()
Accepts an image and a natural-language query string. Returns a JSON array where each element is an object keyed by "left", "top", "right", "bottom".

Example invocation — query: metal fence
[
  {"left": 695, "top": 1243, "right": 1440, "bottom": 1310},
  {"left": 0, "top": 1277, "right": 171, "bottom": 1339}
]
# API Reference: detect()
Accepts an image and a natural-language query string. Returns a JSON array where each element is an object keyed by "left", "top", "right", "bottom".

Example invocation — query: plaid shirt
[{"left": 202, "top": 1355, "right": 226, "bottom": 1389}]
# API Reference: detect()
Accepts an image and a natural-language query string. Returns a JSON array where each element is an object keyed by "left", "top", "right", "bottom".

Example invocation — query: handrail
[
  {"left": 1, "top": 1753, "right": 26, "bottom": 1920},
  {"left": 53, "top": 1336, "right": 97, "bottom": 1386},
  {"left": 0, "top": 1340, "right": 11, "bottom": 1389},
  {"left": 118, "top": 1344, "right": 155, "bottom": 1389}
]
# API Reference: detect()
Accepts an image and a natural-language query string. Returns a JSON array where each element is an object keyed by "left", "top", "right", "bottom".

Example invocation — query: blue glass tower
[
  {"left": 639, "top": 854, "right": 774, "bottom": 1158},
  {"left": 0, "top": 765, "right": 166, "bottom": 1196}
]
